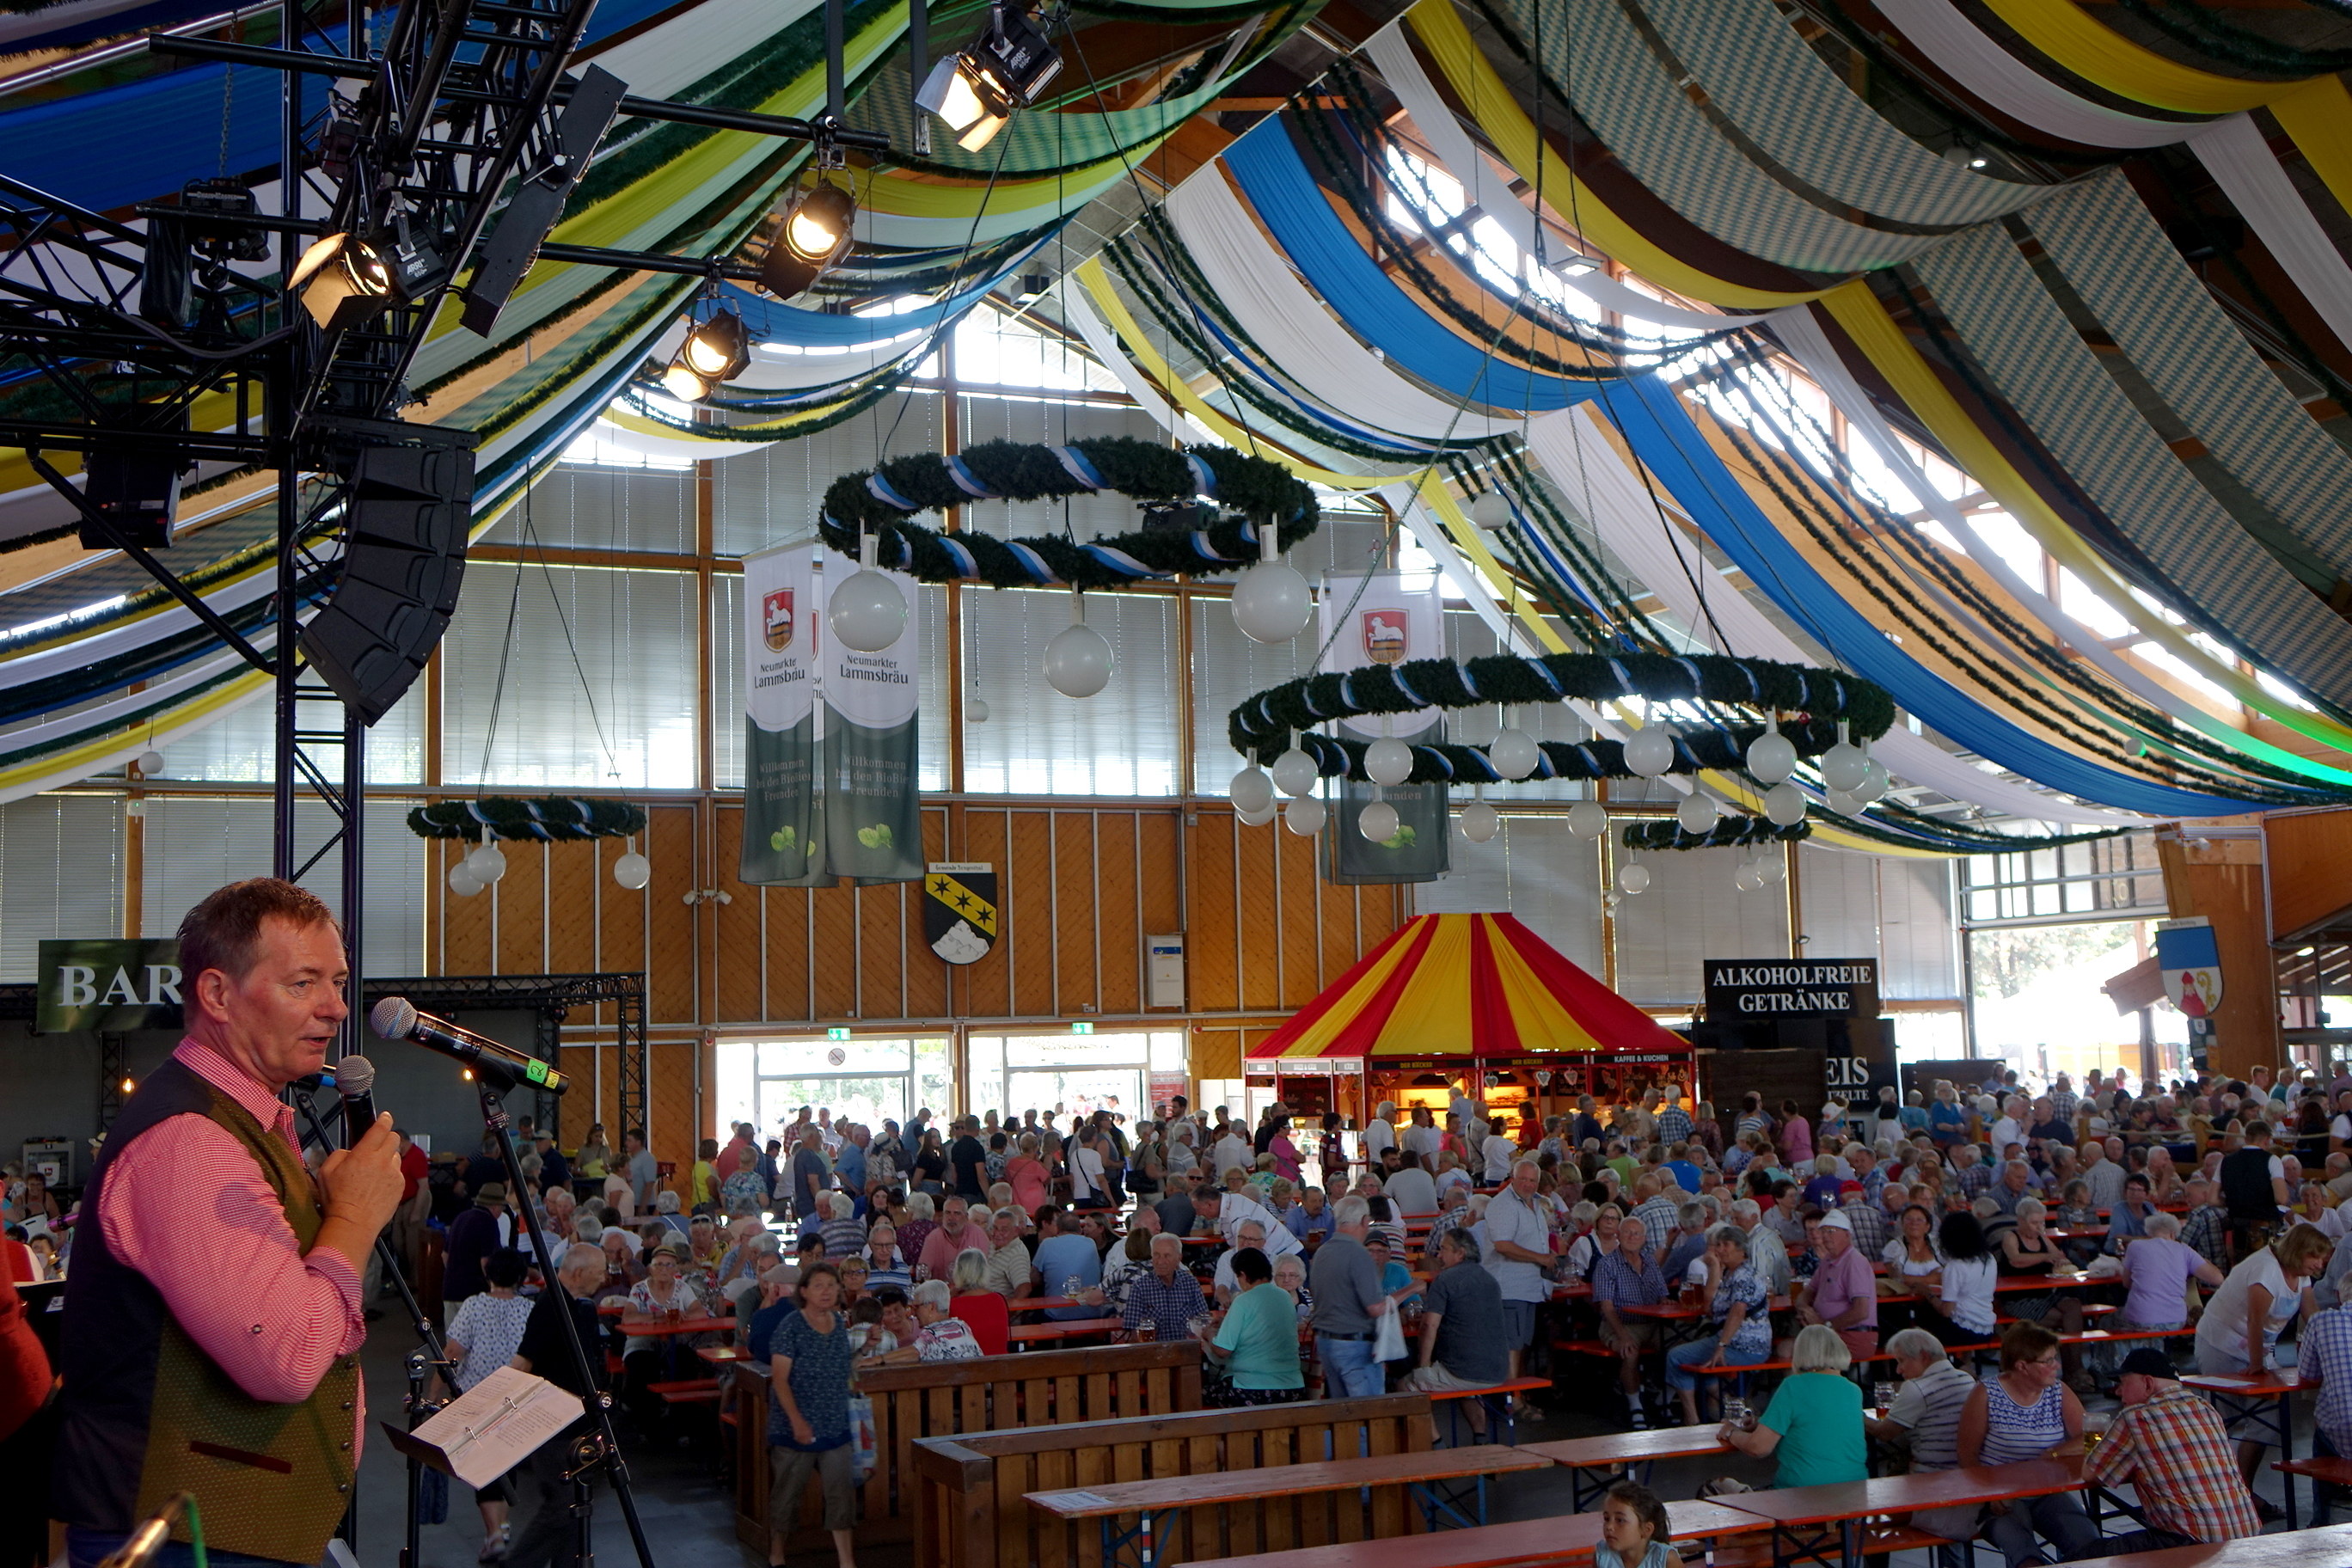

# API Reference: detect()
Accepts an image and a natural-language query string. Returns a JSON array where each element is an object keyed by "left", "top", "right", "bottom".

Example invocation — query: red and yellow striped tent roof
[{"left": 1249, "top": 912, "right": 1690, "bottom": 1061}]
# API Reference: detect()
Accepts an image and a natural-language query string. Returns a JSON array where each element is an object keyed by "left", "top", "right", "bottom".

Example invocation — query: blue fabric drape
[
  {"left": 1222, "top": 120, "right": 1599, "bottom": 414},
  {"left": 1605, "top": 373, "right": 2294, "bottom": 816}
]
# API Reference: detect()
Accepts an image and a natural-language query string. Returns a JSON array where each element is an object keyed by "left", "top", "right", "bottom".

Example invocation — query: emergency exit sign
[
  {"left": 826, "top": 1026, "right": 852, "bottom": 1040},
  {"left": 1071, "top": 1021, "right": 1093, "bottom": 1035}
]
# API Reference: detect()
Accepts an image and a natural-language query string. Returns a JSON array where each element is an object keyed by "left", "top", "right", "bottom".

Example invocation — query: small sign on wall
[{"left": 38, "top": 938, "right": 183, "bottom": 1033}]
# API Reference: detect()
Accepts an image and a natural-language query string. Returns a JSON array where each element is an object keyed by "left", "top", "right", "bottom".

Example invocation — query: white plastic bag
[{"left": 1372, "top": 1306, "right": 1408, "bottom": 1363}]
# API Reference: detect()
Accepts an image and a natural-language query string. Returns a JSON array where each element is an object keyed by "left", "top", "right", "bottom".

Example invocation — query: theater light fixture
[
  {"left": 659, "top": 305, "right": 751, "bottom": 402},
  {"left": 288, "top": 232, "right": 392, "bottom": 330},
  {"left": 760, "top": 181, "right": 857, "bottom": 300},
  {"left": 916, "top": 2, "right": 1061, "bottom": 150}
]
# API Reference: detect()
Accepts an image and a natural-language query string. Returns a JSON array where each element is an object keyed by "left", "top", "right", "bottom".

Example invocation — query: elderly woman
[
  {"left": 1203, "top": 1246, "right": 1306, "bottom": 1406},
  {"left": 1998, "top": 1198, "right": 2089, "bottom": 1391},
  {"left": 895, "top": 1192, "right": 938, "bottom": 1271},
  {"left": 621, "top": 1243, "right": 714, "bottom": 1426},
  {"left": 1004, "top": 1133, "right": 1050, "bottom": 1216},
  {"left": 1958, "top": 1322, "right": 2098, "bottom": 1567},
  {"left": 816, "top": 1191, "right": 865, "bottom": 1261},
  {"left": 2115, "top": 1210, "right": 2223, "bottom": 1339},
  {"left": 721, "top": 1143, "right": 770, "bottom": 1217},
  {"left": 1665, "top": 1224, "right": 1772, "bottom": 1428},
  {"left": 1271, "top": 1253, "right": 1313, "bottom": 1324},
  {"left": 1723, "top": 1324, "right": 1866, "bottom": 1487},
  {"left": 766, "top": 1261, "right": 859, "bottom": 1568},
  {"left": 876, "top": 1279, "right": 983, "bottom": 1363},
  {"left": 948, "top": 1246, "right": 1009, "bottom": 1355}
]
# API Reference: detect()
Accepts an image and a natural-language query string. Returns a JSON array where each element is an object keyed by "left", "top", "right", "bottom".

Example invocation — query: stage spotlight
[
  {"left": 916, "top": 3, "right": 1060, "bottom": 150},
  {"left": 659, "top": 307, "right": 751, "bottom": 401},
  {"left": 289, "top": 232, "right": 392, "bottom": 331},
  {"left": 760, "top": 182, "right": 856, "bottom": 299}
]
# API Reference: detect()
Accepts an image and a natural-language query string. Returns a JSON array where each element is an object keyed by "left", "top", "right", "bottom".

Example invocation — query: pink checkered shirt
[{"left": 98, "top": 1040, "right": 366, "bottom": 1446}]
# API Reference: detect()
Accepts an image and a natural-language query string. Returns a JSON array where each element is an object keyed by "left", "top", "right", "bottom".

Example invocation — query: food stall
[{"left": 1246, "top": 913, "right": 1695, "bottom": 1133}]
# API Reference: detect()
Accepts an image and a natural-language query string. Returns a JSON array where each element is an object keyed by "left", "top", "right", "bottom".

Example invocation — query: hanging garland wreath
[
  {"left": 1621, "top": 816, "right": 1811, "bottom": 853},
  {"left": 1229, "top": 650, "right": 1896, "bottom": 783},
  {"left": 407, "top": 798, "right": 649, "bottom": 843},
  {"left": 816, "top": 436, "right": 1320, "bottom": 592}
]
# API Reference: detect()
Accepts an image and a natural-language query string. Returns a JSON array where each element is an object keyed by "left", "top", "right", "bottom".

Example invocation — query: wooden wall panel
[
  {"left": 712, "top": 810, "right": 763, "bottom": 1025},
  {"left": 914, "top": 810, "right": 952, "bottom": 1020},
  {"left": 765, "top": 885, "right": 811, "bottom": 1022},
  {"left": 645, "top": 806, "right": 699, "bottom": 1024},
  {"left": 440, "top": 839, "right": 492, "bottom": 975},
  {"left": 1008, "top": 812, "right": 1056, "bottom": 1016},
  {"left": 596, "top": 835, "right": 645, "bottom": 1031},
  {"left": 1188, "top": 810, "right": 1240, "bottom": 1012},
  {"left": 1096, "top": 812, "right": 1142, "bottom": 1015},
  {"left": 494, "top": 840, "right": 548, "bottom": 976},
  {"left": 645, "top": 1038, "right": 698, "bottom": 1181},
  {"left": 547, "top": 840, "right": 597, "bottom": 974},
  {"left": 1237, "top": 822, "right": 1283, "bottom": 1012},
  {"left": 2159, "top": 830, "right": 2279, "bottom": 1081},
  {"left": 856, "top": 883, "right": 907, "bottom": 1021},
  {"left": 959, "top": 810, "right": 1014, "bottom": 1017},
  {"left": 1053, "top": 813, "right": 1099, "bottom": 1014},
  {"left": 810, "top": 885, "right": 857, "bottom": 1018},
  {"left": 2267, "top": 808, "right": 2352, "bottom": 940},
  {"left": 1276, "top": 824, "right": 1322, "bottom": 1008}
]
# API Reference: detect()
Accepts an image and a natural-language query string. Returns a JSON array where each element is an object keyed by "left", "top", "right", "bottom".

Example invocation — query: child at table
[{"left": 1596, "top": 1479, "right": 1677, "bottom": 1568}]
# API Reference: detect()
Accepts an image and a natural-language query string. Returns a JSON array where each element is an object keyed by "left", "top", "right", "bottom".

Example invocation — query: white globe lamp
[
  {"left": 1486, "top": 726, "right": 1540, "bottom": 781},
  {"left": 1617, "top": 861, "right": 1651, "bottom": 895},
  {"left": 1364, "top": 735, "right": 1414, "bottom": 787},
  {"left": 1458, "top": 800, "right": 1498, "bottom": 842},
  {"left": 1857, "top": 758, "right": 1890, "bottom": 805},
  {"left": 1272, "top": 747, "right": 1320, "bottom": 798},
  {"left": 448, "top": 862, "right": 485, "bottom": 897},
  {"left": 1044, "top": 594, "right": 1116, "bottom": 698},
  {"left": 1467, "top": 491, "right": 1514, "bottom": 530},
  {"left": 1819, "top": 729, "right": 1870, "bottom": 793},
  {"left": 1735, "top": 863, "right": 1764, "bottom": 892},
  {"left": 1230, "top": 521, "right": 1314, "bottom": 643},
  {"left": 1566, "top": 799, "right": 1609, "bottom": 840},
  {"left": 1745, "top": 729, "right": 1796, "bottom": 785},
  {"left": 1229, "top": 765, "right": 1274, "bottom": 815},
  {"left": 1824, "top": 789, "right": 1863, "bottom": 817},
  {"left": 830, "top": 530, "right": 909, "bottom": 652},
  {"left": 134, "top": 749, "right": 166, "bottom": 776},
  {"left": 1284, "top": 796, "right": 1326, "bottom": 836},
  {"left": 1623, "top": 726, "right": 1675, "bottom": 777},
  {"left": 465, "top": 842, "right": 507, "bottom": 883},
  {"left": 613, "top": 842, "right": 652, "bottom": 890},
  {"left": 1357, "top": 800, "right": 1400, "bottom": 842},
  {"left": 1762, "top": 781, "right": 1807, "bottom": 827},
  {"left": 1237, "top": 798, "right": 1279, "bottom": 827},
  {"left": 1675, "top": 792, "right": 1719, "bottom": 836},
  {"left": 965, "top": 689, "right": 989, "bottom": 724},
  {"left": 1759, "top": 850, "right": 1787, "bottom": 884}
]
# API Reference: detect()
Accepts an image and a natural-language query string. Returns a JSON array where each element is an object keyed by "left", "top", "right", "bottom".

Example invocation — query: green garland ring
[
  {"left": 407, "top": 797, "right": 650, "bottom": 843},
  {"left": 818, "top": 436, "right": 1320, "bottom": 592}
]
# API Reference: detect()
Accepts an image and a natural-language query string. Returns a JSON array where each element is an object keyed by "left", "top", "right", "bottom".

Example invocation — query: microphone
[
  {"left": 371, "top": 996, "right": 570, "bottom": 1095},
  {"left": 332, "top": 1054, "right": 377, "bottom": 1148}
]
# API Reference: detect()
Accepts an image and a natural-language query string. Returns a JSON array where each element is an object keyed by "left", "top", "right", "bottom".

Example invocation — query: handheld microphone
[
  {"left": 371, "top": 996, "right": 569, "bottom": 1095},
  {"left": 332, "top": 1054, "right": 377, "bottom": 1148}
]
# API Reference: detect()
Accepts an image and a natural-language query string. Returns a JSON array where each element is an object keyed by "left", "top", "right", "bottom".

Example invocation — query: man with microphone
[{"left": 52, "top": 877, "right": 404, "bottom": 1568}]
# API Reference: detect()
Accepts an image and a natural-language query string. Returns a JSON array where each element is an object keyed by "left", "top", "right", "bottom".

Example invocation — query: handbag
[
  {"left": 845, "top": 1392, "right": 878, "bottom": 1484},
  {"left": 1372, "top": 1306, "right": 1408, "bottom": 1363}
]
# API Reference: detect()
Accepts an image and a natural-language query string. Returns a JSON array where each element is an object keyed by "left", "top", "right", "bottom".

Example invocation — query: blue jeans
[
  {"left": 1664, "top": 1334, "right": 1725, "bottom": 1393},
  {"left": 67, "top": 1528, "right": 308, "bottom": 1568},
  {"left": 1320, "top": 1335, "right": 1384, "bottom": 1400}
]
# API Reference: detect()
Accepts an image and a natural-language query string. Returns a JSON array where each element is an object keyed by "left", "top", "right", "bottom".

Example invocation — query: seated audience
[
  {"left": 1203, "top": 1246, "right": 1305, "bottom": 1407},
  {"left": 1957, "top": 1322, "right": 2098, "bottom": 1567},
  {"left": 2085, "top": 1347, "right": 2265, "bottom": 1551}
]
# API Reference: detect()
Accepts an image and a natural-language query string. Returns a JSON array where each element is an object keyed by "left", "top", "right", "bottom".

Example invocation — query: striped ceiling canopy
[{"left": 1248, "top": 912, "right": 1690, "bottom": 1061}]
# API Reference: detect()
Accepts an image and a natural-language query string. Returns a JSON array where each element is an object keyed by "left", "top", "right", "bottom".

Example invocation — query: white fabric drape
[
  {"left": 1053, "top": 279, "right": 1219, "bottom": 445},
  {"left": 1360, "top": 21, "right": 1771, "bottom": 337},
  {"left": 1874, "top": 0, "right": 2352, "bottom": 354},
  {"left": 1525, "top": 400, "right": 2148, "bottom": 826},
  {"left": 1162, "top": 172, "right": 1525, "bottom": 441}
]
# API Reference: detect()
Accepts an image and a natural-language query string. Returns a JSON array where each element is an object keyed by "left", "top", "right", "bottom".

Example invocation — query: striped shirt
[
  {"left": 2086, "top": 1381, "right": 2263, "bottom": 1542},
  {"left": 1977, "top": 1373, "right": 2066, "bottom": 1465},
  {"left": 1886, "top": 1359, "right": 1975, "bottom": 1470}
]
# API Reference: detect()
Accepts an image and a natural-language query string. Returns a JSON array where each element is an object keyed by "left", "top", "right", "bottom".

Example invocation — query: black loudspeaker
[{"left": 298, "top": 425, "right": 478, "bottom": 726}]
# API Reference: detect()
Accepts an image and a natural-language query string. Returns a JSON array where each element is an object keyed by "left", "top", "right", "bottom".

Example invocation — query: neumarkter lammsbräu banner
[
  {"left": 820, "top": 547, "right": 922, "bottom": 885},
  {"left": 740, "top": 543, "right": 826, "bottom": 886}
]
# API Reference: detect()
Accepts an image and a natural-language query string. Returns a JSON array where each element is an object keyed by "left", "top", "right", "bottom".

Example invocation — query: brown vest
[{"left": 53, "top": 1057, "right": 360, "bottom": 1562}]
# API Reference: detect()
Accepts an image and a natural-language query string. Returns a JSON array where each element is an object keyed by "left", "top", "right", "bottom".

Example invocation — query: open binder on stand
[{"left": 381, "top": 1365, "right": 586, "bottom": 1490}]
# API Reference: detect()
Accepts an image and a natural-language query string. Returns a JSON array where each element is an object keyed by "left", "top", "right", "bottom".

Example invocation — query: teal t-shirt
[
  {"left": 1760, "top": 1372, "right": 1866, "bottom": 1489},
  {"left": 1215, "top": 1283, "right": 1304, "bottom": 1390}
]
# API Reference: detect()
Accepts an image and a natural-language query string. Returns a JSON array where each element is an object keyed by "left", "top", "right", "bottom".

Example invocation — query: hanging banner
[
  {"left": 1319, "top": 573, "right": 1449, "bottom": 885},
  {"left": 2154, "top": 917, "right": 2223, "bottom": 1017},
  {"left": 822, "top": 548, "right": 924, "bottom": 885},
  {"left": 740, "top": 544, "right": 827, "bottom": 885},
  {"left": 923, "top": 861, "right": 998, "bottom": 964}
]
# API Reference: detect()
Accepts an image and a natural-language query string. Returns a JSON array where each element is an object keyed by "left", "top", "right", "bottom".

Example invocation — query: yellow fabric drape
[{"left": 1405, "top": 0, "right": 1825, "bottom": 311}]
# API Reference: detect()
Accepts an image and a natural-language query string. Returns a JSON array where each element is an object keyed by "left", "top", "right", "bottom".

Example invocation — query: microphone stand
[
  {"left": 476, "top": 1078, "right": 659, "bottom": 1568},
  {"left": 291, "top": 1094, "right": 462, "bottom": 1568}
]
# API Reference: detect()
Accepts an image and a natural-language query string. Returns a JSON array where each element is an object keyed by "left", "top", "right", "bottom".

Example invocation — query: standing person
[
  {"left": 1361, "top": 1102, "right": 1397, "bottom": 1172},
  {"left": 442, "top": 1180, "right": 511, "bottom": 1320},
  {"left": 765, "top": 1263, "right": 859, "bottom": 1568},
  {"left": 1318, "top": 1113, "right": 1350, "bottom": 1191},
  {"left": 1481, "top": 1160, "right": 1553, "bottom": 1400},
  {"left": 624, "top": 1128, "right": 658, "bottom": 1214},
  {"left": 1956, "top": 1323, "right": 2099, "bottom": 1568},
  {"left": 949, "top": 1118, "right": 988, "bottom": 1202},
  {"left": 1005, "top": 1133, "right": 1050, "bottom": 1216},
  {"left": 2196, "top": 1221, "right": 2333, "bottom": 1488},
  {"left": 438, "top": 1249, "right": 536, "bottom": 1563},
  {"left": 51, "top": 879, "right": 404, "bottom": 1568},
  {"left": 2220, "top": 1121, "right": 2294, "bottom": 1255},
  {"left": 789, "top": 1125, "right": 831, "bottom": 1224},
  {"left": 2085, "top": 1349, "right": 2265, "bottom": 1552},
  {"left": 1307, "top": 1197, "right": 1395, "bottom": 1400},
  {"left": 1405, "top": 1228, "right": 1510, "bottom": 1435},
  {"left": 501, "top": 1245, "right": 610, "bottom": 1568},
  {"left": 1067, "top": 1125, "right": 1112, "bottom": 1211}
]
